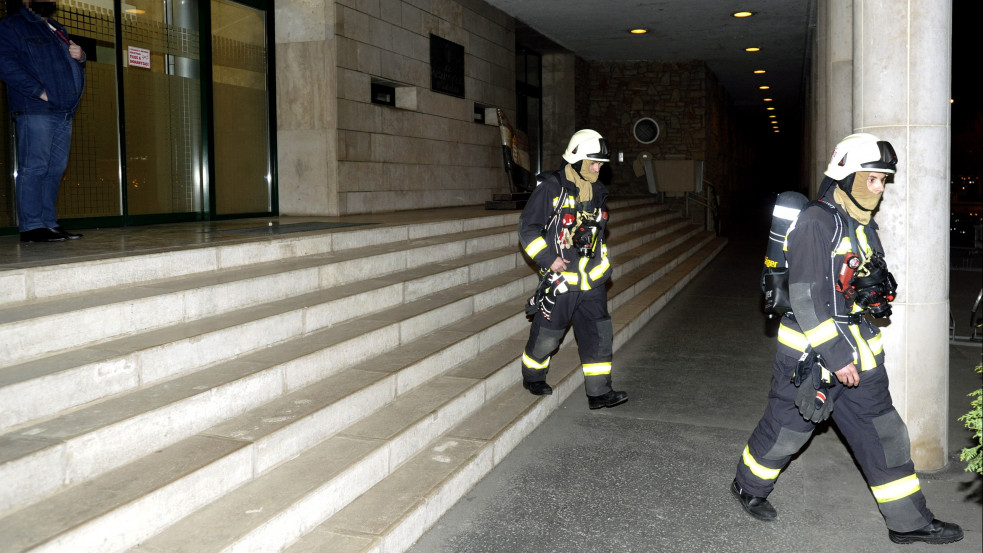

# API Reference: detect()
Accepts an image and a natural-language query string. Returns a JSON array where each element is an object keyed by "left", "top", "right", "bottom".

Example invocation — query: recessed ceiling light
[
  {"left": 124, "top": 8, "right": 146, "bottom": 14},
  {"left": 766, "top": 106, "right": 775, "bottom": 111},
  {"left": 753, "top": 69, "right": 766, "bottom": 74},
  {"left": 629, "top": 28, "right": 649, "bottom": 34},
  {"left": 733, "top": 11, "right": 754, "bottom": 18},
  {"left": 769, "top": 115, "right": 776, "bottom": 118},
  {"left": 759, "top": 85, "right": 770, "bottom": 90},
  {"left": 745, "top": 47, "right": 760, "bottom": 52}
]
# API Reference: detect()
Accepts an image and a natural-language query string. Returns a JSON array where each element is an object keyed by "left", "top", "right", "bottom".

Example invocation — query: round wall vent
[{"left": 633, "top": 117, "right": 660, "bottom": 144}]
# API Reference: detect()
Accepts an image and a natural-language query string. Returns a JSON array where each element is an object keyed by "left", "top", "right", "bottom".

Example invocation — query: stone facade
[
  {"left": 582, "top": 60, "right": 708, "bottom": 195},
  {"left": 275, "top": 1, "right": 752, "bottom": 223},
  {"left": 579, "top": 59, "right": 750, "bottom": 228},
  {"left": 277, "top": 0, "right": 515, "bottom": 216}
]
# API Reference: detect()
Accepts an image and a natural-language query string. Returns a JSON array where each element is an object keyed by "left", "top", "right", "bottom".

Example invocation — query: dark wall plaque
[{"left": 430, "top": 34, "right": 465, "bottom": 98}]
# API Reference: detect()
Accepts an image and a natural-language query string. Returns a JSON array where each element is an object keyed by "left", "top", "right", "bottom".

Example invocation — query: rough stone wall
[
  {"left": 333, "top": 0, "right": 514, "bottom": 214},
  {"left": 704, "top": 66, "right": 753, "bottom": 232},
  {"left": 581, "top": 60, "right": 708, "bottom": 195}
]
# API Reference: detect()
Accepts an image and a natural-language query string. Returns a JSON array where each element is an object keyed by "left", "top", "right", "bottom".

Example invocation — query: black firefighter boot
[
  {"left": 587, "top": 389, "right": 628, "bottom": 409},
  {"left": 731, "top": 479, "right": 777, "bottom": 521},
  {"left": 888, "top": 519, "right": 964, "bottom": 545}
]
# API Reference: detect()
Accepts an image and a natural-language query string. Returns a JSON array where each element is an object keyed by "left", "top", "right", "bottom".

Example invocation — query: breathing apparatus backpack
[
  {"left": 761, "top": 192, "right": 897, "bottom": 320},
  {"left": 762, "top": 191, "right": 809, "bottom": 318}
]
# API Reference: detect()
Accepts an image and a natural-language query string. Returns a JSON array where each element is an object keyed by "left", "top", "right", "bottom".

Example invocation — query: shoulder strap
[{"left": 806, "top": 199, "right": 847, "bottom": 249}]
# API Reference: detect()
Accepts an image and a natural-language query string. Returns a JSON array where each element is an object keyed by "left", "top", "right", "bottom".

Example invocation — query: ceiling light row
[
  {"left": 628, "top": 10, "right": 781, "bottom": 133},
  {"left": 732, "top": 10, "right": 782, "bottom": 132}
]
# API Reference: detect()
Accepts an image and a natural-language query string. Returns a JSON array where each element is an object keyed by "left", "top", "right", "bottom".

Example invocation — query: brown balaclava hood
[
  {"left": 565, "top": 161, "right": 598, "bottom": 203},
  {"left": 833, "top": 171, "right": 881, "bottom": 225}
]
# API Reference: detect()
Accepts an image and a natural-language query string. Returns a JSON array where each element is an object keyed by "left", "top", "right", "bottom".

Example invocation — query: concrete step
[
  {"left": 0, "top": 204, "right": 669, "bottom": 432},
  {"left": 0, "top": 224, "right": 517, "bottom": 367},
  {"left": 0, "top": 202, "right": 670, "bottom": 504},
  {"left": 0, "top": 293, "right": 535, "bottom": 552},
  {"left": 0, "top": 260, "right": 536, "bottom": 517},
  {"left": 162, "top": 235, "right": 731, "bottom": 553},
  {"left": 285, "top": 237, "right": 730, "bottom": 553},
  {"left": 0, "top": 202, "right": 663, "bottom": 368},
  {"left": 0, "top": 200, "right": 715, "bottom": 553},
  {"left": 0, "top": 211, "right": 525, "bottom": 307},
  {"left": 0, "top": 246, "right": 524, "bottom": 433},
  {"left": 118, "top": 234, "right": 725, "bottom": 553}
]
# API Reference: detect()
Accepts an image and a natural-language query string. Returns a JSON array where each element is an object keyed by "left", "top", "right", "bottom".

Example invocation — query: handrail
[{"left": 684, "top": 180, "right": 720, "bottom": 236}]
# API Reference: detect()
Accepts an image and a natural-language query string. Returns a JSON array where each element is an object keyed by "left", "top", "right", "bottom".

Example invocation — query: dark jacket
[
  {"left": 776, "top": 189, "right": 887, "bottom": 372},
  {"left": 0, "top": 7, "right": 85, "bottom": 115},
  {"left": 518, "top": 167, "right": 612, "bottom": 291}
]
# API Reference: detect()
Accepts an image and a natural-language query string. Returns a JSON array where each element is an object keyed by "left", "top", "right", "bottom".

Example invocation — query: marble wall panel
[
  {"left": 277, "top": 129, "right": 334, "bottom": 215},
  {"left": 275, "top": 0, "right": 328, "bottom": 43}
]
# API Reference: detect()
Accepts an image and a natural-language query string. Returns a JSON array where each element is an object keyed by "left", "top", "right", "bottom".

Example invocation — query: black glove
[
  {"left": 525, "top": 271, "right": 567, "bottom": 320},
  {"left": 793, "top": 351, "right": 834, "bottom": 423},
  {"left": 537, "top": 272, "right": 568, "bottom": 319}
]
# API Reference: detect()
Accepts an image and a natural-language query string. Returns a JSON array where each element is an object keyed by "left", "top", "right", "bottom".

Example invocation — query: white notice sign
[{"left": 128, "top": 46, "right": 151, "bottom": 69}]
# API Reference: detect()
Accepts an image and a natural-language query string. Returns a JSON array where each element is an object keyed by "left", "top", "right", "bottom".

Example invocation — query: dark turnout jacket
[
  {"left": 518, "top": 167, "right": 612, "bottom": 291},
  {"left": 777, "top": 190, "right": 887, "bottom": 372}
]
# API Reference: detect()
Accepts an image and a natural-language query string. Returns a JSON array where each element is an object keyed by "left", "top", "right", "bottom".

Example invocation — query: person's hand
[
  {"left": 40, "top": 90, "right": 48, "bottom": 102},
  {"left": 835, "top": 363, "right": 860, "bottom": 387},
  {"left": 549, "top": 257, "right": 569, "bottom": 272},
  {"left": 68, "top": 40, "right": 84, "bottom": 61}
]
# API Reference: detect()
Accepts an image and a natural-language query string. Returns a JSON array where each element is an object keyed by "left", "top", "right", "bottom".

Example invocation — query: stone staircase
[{"left": 0, "top": 199, "right": 726, "bottom": 553}]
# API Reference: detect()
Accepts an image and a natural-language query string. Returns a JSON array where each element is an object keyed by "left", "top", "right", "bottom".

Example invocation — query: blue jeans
[{"left": 13, "top": 113, "right": 74, "bottom": 232}]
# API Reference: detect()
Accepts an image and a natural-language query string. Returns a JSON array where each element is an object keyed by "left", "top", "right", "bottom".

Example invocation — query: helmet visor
[
  {"left": 585, "top": 138, "right": 611, "bottom": 162},
  {"left": 860, "top": 141, "right": 898, "bottom": 173}
]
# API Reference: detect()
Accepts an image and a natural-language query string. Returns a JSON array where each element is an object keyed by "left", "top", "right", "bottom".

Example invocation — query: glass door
[
  {"left": 209, "top": 0, "right": 272, "bottom": 216},
  {"left": 1, "top": 0, "right": 274, "bottom": 233},
  {"left": 120, "top": 0, "right": 202, "bottom": 219}
]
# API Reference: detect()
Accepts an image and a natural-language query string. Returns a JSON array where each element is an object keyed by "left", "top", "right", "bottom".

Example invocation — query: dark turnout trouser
[
  {"left": 521, "top": 285, "right": 614, "bottom": 397},
  {"left": 735, "top": 354, "right": 934, "bottom": 532}
]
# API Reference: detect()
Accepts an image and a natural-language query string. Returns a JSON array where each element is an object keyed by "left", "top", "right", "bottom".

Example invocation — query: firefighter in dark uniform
[
  {"left": 518, "top": 129, "right": 628, "bottom": 410},
  {"left": 731, "top": 133, "right": 963, "bottom": 545}
]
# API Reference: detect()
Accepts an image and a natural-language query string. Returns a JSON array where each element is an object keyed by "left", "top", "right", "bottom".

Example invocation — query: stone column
[
  {"left": 819, "top": 0, "right": 854, "bottom": 196},
  {"left": 853, "top": 0, "right": 952, "bottom": 470},
  {"left": 540, "top": 53, "right": 577, "bottom": 172},
  {"left": 274, "top": 0, "right": 340, "bottom": 216},
  {"left": 812, "top": 0, "right": 828, "bottom": 193}
]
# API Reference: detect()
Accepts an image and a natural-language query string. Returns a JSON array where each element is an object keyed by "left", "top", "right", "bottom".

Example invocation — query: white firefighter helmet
[
  {"left": 825, "top": 133, "right": 898, "bottom": 180},
  {"left": 562, "top": 129, "right": 611, "bottom": 164}
]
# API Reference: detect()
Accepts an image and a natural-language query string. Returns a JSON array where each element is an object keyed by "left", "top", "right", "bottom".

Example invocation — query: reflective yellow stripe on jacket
[
  {"left": 525, "top": 236, "right": 548, "bottom": 259},
  {"left": 589, "top": 246, "right": 610, "bottom": 280},
  {"left": 804, "top": 319, "right": 838, "bottom": 346},
  {"left": 777, "top": 324, "right": 810, "bottom": 351},
  {"left": 778, "top": 322, "right": 879, "bottom": 371}
]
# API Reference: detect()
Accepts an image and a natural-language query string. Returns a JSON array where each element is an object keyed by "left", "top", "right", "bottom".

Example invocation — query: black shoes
[
  {"left": 523, "top": 380, "right": 553, "bottom": 396},
  {"left": 588, "top": 389, "right": 628, "bottom": 409},
  {"left": 19, "top": 227, "right": 83, "bottom": 242},
  {"left": 731, "top": 479, "right": 777, "bottom": 521},
  {"left": 888, "top": 519, "right": 964, "bottom": 544},
  {"left": 20, "top": 227, "right": 67, "bottom": 242},
  {"left": 53, "top": 226, "right": 83, "bottom": 240}
]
